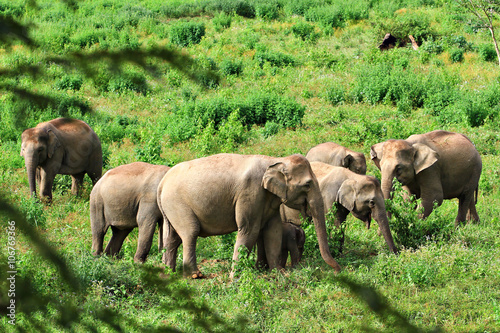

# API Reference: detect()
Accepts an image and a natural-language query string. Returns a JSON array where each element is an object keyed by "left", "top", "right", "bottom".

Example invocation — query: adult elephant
[
  {"left": 370, "top": 130, "right": 482, "bottom": 225},
  {"left": 20, "top": 118, "right": 102, "bottom": 201},
  {"left": 91, "top": 162, "right": 170, "bottom": 263},
  {"left": 306, "top": 142, "right": 367, "bottom": 175},
  {"left": 282, "top": 162, "right": 398, "bottom": 254},
  {"left": 157, "top": 153, "right": 341, "bottom": 278}
]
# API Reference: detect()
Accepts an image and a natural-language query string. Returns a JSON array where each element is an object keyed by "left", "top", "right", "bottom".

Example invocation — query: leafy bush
[
  {"left": 325, "top": 83, "right": 346, "bottom": 106},
  {"left": 255, "top": 46, "right": 296, "bottom": 68},
  {"left": 54, "top": 75, "right": 83, "bottom": 91},
  {"left": 107, "top": 71, "right": 149, "bottom": 95},
  {"left": 19, "top": 196, "right": 47, "bottom": 228},
  {"left": 291, "top": 22, "right": 320, "bottom": 43},
  {"left": 305, "top": 5, "right": 345, "bottom": 30},
  {"left": 219, "top": 59, "right": 243, "bottom": 76},
  {"left": 255, "top": 0, "right": 281, "bottom": 20},
  {"left": 134, "top": 137, "right": 163, "bottom": 164},
  {"left": 170, "top": 21, "right": 206, "bottom": 47},
  {"left": 450, "top": 48, "right": 464, "bottom": 63},
  {"left": 376, "top": 10, "right": 435, "bottom": 45},
  {"left": 478, "top": 43, "right": 496, "bottom": 62},
  {"left": 212, "top": 12, "right": 232, "bottom": 32},
  {"left": 385, "top": 182, "right": 454, "bottom": 250}
]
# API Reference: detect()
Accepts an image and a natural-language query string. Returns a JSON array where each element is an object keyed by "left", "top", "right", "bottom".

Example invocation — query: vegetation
[{"left": 1, "top": 0, "right": 500, "bottom": 332}]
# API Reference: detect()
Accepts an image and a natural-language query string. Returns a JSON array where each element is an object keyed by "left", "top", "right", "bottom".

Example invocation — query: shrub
[
  {"left": 325, "top": 83, "right": 346, "bottom": 106},
  {"left": 255, "top": 47, "right": 296, "bottom": 68},
  {"left": 255, "top": 1, "right": 281, "bottom": 20},
  {"left": 478, "top": 43, "right": 496, "bottom": 62},
  {"left": 54, "top": 75, "right": 83, "bottom": 91},
  {"left": 219, "top": 59, "right": 243, "bottom": 76},
  {"left": 19, "top": 196, "right": 47, "bottom": 228},
  {"left": 107, "top": 71, "right": 149, "bottom": 95},
  {"left": 261, "top": 121, "right": 281, "bottom": 138},
  {"left": 385, "top": 182, "right": 454, "bottom": 249},
  {"left": 170, "top": 21, "right": 206, "bottom": 47},
  {"left": 134, "top": 137, "right": 163, "bottom": 164},
  {"left": 291, "top": 22, "right": 320, "bottom": 43},
  {"left": 212, "top": 12, "right": 232, "bottom": 32},
  {"left": 450, "top": 48, "right": 464, "bottom": 63},
  {"left": 305, "top": 5, "right": 345, "bottom": 30}
]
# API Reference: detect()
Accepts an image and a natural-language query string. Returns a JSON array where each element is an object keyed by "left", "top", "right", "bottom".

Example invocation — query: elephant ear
[
  {"left": 343, "top": 154, "right": 354, "bottom": 169},
  {"left": 370, "top": 142, "right": 385, "bottom": 170},
  {"left": 413, "top": 143, "right": 438, "bottom": 174},
  {"left": 262, "top": 162, "right": 287, "bottom": 201},
  {"left": 47, "top": 129, "right": 61, "bottom": 159},
  {"left": 335, "top": 179, "right": 357, "bottom": 212}
]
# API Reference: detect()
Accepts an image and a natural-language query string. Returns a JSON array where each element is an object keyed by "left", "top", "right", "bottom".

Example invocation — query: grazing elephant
[
  {"left": 370, "top": 130, "right": 482, "bottom": 225},
  {"left": 280, "top": 222, "right": 306, "bottom": 268},
  {"left": 20, "top": 118, "right": 102, "bottom": 201},
  {"left": 157, "top": 153, "right": 341, "bottom": 278},
  {"left": 306, "top": 142, "right": 367, "bottom": 175},
  {"left": 282, "top": 162, "right": 398, "bottom": 254},
  {"left": 90, "top": 162, "right": 170, "bottom": 263}
]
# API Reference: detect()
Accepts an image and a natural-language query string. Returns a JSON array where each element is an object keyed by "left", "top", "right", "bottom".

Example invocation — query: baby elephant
[
  {"left": 90, "top": 162, "right": 170, "bottom": 263},
  {"left": 280, "top": 222, "right": 306, "bottom": 268}
]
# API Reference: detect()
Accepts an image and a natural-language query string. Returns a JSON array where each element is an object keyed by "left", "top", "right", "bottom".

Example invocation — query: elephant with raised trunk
[
  {"left": 282, "top": 162, "right": 398, "bottom": 254},
  {"left": 370, "top": 130, "right": 482, "bottom": 225},
  {"left": 91, "top": 162, "right": 170, "bottom": 263},
  {"left": 20, "top": 118, "right": 102, "bottom": 201},
  {"left": 157, "top": 153, "right": 341, "bottom": 278},
  {"left": 306, "top": 142, "right": 367, "bottom": 175}
]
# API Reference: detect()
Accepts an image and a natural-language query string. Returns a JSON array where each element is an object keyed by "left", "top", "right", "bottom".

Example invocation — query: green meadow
[{"left": 0, "top": 0, "right": 499, "bottom": 331}]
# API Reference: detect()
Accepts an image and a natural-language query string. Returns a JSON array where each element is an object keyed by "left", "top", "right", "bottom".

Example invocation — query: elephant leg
[
  {"left": 135, "top": 220, "right": 156, "bottom": 263},
  {"left": 92, "top": 224, "right": 108, "bottom": 256},
  {"left": 105, "top": 226, "right": 133, "bottom": 257},
  {"left": 261, "top": 216, "right": 283, "bottom": 270},
  {"left": 334, "top": 206, "right": 349, "bottom": 253},
  {"left": 163, "top": 226, "right": 182, "bottom": 272},
  {"left": 71, "top": 172, "right": 85, "bottom": 196},
  {"left": 279, "top": 247, "right": 288, "bottom": 268},
  {"left": 39, "top": 168, "right": 54, "bottom": 202},
  {"left": 466, "top": 199, "right": 480, "bottom": 223},
  {"left": 289, "top": 241, "right": 300, "bottom": 268},
  {"left": 456, "top": 192, "right": 475, "bottom": 226},
  {"left": 256, "top": 235, "right": 269, "bottom": 269}
]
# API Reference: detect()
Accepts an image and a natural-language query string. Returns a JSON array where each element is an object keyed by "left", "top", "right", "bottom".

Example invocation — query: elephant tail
[
  {"left": 474, "top": 185, "right": 478, "bottom": 204},
  {"left": 90, "top": 186, "right": 106, "bottom": 255},
  {"left": 156, "top": 182, "right": 171, "bottom": 252}
]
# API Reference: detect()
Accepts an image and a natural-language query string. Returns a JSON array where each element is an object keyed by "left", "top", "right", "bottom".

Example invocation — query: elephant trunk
[
  {"left": 25, "top": 155, "right": 38, "bottom": 197},
  {"left": 380, "top": 169, "right": 395, "bottom": 200},
  {"left": 308, "top": 187, "right": 342, "bottom": 273},
  {"left": 373, "top": 201, "right": 398, "bottom": 254}
]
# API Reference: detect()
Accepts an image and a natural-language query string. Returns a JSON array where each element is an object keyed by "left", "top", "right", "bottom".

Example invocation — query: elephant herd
[{"left": 21, "top": 117, "right": 482, "bottom": 278}]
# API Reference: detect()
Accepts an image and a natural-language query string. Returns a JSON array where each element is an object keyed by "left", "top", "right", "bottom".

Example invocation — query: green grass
[{"left": 1, "top": 0, "right": 500, "bottom": 331}]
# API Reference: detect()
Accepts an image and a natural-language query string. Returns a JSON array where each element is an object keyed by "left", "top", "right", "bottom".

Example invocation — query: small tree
[{"left": 455, "top": 0, "right": 500, "bottom": 66}]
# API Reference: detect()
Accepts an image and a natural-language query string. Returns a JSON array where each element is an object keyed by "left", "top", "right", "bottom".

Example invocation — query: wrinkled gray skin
[
  {"left": 282, "top": 162, "right": 398, "bottom": 254},
  {"left": 91, "top": 162, "right": 170, "bottom": 263},
  {"left": 371, "top": 130, "right": 482, "bottom": 225},
  {"left": 157, "top": 153, "right": 341, "bottom": 278},
  {"left": 280, "top": 222, "right": 306, "bottom": 268},
  {"left": 20, "top": 118, "right": 102, "bottom": 202},
  {"left": 306, "top": 142, "right": 367, "bottom": 175}
]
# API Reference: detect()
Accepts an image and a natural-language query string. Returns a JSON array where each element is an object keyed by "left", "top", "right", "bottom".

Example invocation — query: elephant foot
[{"left": 191, "top": 271, "right": 204, "bottom": 279}]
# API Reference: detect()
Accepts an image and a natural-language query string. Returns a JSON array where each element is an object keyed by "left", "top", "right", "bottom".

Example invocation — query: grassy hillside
[{"left": 1, "top": 0, "right": 499, "bottom": 331}]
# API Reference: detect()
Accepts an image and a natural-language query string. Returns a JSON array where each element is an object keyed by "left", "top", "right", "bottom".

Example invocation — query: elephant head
[
  {"left": 262, "top": 155, "right": 341, "bottom": 272},
  {"left": 21, "top": 127, "right": 60, "bottom": 197},
  {"left": 335, "top": 175, "right": 397, "bottom": 254},
  {"left": 370, "top": 140, "right": 438, "bottom": 200}
]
